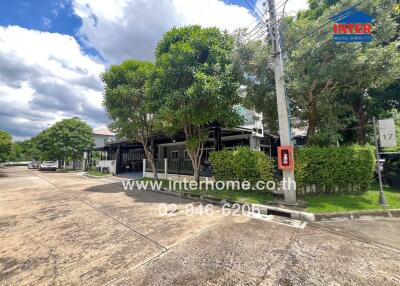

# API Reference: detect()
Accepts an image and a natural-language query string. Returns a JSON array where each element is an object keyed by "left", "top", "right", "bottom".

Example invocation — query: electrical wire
[
  {"left": 283, "top": 3, "right": 362, "bottom": 53},
  {"left": 243, "top": 0, "right": 266, "bottom": 23}
]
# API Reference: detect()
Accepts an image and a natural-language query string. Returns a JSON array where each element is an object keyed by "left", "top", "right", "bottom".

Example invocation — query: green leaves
[
  {"left": 231, "top": 32, "right": 278, "bottom": 132},
  {"left": 152, "top": 25, "right": 244, "bottom": 181},
  {"left": 295, "top": 145, "right": 376, "bottom": 194},
  {"left": 34, "top": 118, "right": 94, "bottom": 161},
  {"left": 154, "top": 25, "right": 242, "bottom": 130},
  {"left": 278, "top": 0, "right": 400, "bottom": 145},
  {"left": 210, "top": 147, "right": 275, "bottom": 187},
  {"left": 102, "top": 60, "right": 157, "bottom": 142},
  {"left": 0, "top": 130, "right": 12, "bottom": 162}
]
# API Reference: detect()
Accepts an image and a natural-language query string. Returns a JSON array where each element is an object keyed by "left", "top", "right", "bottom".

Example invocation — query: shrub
[
  {"left": 295, "top": 145, "right": 375, "bottom": 195},
  {"left": 209, "top": 146, "right": 275, "bottom": 186}
]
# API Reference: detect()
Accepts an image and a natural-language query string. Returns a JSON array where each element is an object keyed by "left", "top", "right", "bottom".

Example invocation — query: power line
[
  {"left": 240, "top": 0, "right": 294, "bottom": 42},
  {"left": 252, "top": 0, "right": 268, "bottom": 22},
  {"left": 243, "top": 0, "right": 266, "bottom": 23},
  {"left": 283, "top": 3, "right": 363, "bottom": 52},
  {"left": 244, "top": 22, "right": 266, "bottom": 37},
  {"left": 275, "top": 0, "right": 289, "bottom": 13}
]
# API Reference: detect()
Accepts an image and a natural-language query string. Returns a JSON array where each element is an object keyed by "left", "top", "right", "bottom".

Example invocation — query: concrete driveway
[{"left": 1, "top": 167, "right": 399, "bottom": 285}]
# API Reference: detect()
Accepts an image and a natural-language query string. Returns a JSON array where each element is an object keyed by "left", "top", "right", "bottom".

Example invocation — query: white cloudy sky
[{"left": 0, "top": 0, "right": 308, "bottom": 140}]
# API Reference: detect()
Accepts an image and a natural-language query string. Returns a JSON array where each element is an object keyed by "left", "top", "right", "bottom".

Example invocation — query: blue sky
[
  {"left": 0, "top": 1, "right": 80, "bottom": 35},
  {"left": 0, "top": 0, "right": 251, "bottom": 57},
  {"left": 0, "top": 0, "right": 308, "bottom": 140}
]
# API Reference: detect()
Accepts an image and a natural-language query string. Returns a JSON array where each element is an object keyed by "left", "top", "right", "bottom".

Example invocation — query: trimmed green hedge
[
  {"left": 295, "top": 145, "right": 375, "bottom": 195},
  {"left": 209, "top": 146, "right": 275, "bottom": 186}
]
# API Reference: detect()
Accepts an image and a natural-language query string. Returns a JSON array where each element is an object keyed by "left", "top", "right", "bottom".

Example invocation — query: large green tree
[
  {"left": 36, "top": 118, "right": 94, "bottom": 167},
  {"left": 102, "top": 60, "right": 159, "bottom": 179},
  {"left": 232, "top": 31, "right": 278, "bottom": 133},
  {"left": 9, "top": 139, "right": 40, "bottom": 161},
  {"left": 234, "top": 0, "right": 399, "bottom": 146},
  {"left": 153, "top": 25, "right": 243, "bottom": 182},
  {"left": 0, "top": 130, "right": 12, "bottom": 163},
  {"left": 285, "top": 0, "right": 399, "bottom": 145}
]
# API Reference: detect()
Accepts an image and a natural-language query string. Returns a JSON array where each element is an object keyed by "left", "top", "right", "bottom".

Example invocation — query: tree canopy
[
  {"left": 35, "top": 117, "right": 94, "bottom": 163},
  {"left": 153, "top": 25, "right": 243, "bottom": 181},
  {"left": 8, "top": 138, "right": 41, "bottom": 161},
  {"left": 102, "top": 60, "right": 159, "bottom": 179}
]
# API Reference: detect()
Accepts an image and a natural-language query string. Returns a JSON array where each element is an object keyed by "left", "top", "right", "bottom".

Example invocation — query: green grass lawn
[
  {"left": 304, "top": 182, "right": 400, "bottom": 213},
  {"left": 139, "top": 178, "right": 400, "bottom": 213},
  {"left": 86, "top": 170, "right": 112, "bottom": 177}
]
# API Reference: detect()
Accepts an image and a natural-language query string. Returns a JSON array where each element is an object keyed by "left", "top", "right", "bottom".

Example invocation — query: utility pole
[
  {"left": 372, "top": 116, "right": 388, "bottom": 206},
  {"left": 265, "top": 0, "right": 296, "bottom": 203}
]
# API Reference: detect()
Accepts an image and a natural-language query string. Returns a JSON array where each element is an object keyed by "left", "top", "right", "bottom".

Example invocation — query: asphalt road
[{"left": 1, "top": 167, "right": 399, "bottom": 285}]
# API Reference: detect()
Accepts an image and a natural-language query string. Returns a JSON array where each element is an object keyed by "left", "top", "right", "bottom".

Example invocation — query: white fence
[{"left": 95, "top": 160, "right": 117, "bottom": 175}]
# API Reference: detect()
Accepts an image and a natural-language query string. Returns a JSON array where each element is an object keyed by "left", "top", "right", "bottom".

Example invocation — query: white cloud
[
  {"left": 255, "top": 0, "right": 309, "bottom": 17},
  {"left": 72, "top": 0, "right": 257, "bottom": 63},
  {"left": 0, "top": 0, "right": 309, "bottom": 139},
  {"left": 173, "top": 0, "right": 255, "bottom": 31},
  {"left": 0, "top": 26, "right": 106, "bottom": 139}
]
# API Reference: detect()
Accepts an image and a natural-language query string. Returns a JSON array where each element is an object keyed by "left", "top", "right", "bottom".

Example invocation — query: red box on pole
[{"left": 277, "top": 146, "right": 294, "bottom": 170}]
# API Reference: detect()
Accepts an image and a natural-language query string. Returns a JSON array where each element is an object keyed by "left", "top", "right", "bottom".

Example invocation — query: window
[
  {"left": 184, "top": 150, "right": 190, "bottom": 160},
  {"left": 171, "top": 151, "right": 179, "bottom": 160}
]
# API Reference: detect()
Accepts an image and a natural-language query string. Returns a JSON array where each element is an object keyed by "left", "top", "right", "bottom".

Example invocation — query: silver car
[
  {"left": 39, "top": 161, "right": 57, "bottom": 171},
  {"left": 28, "top": 160, "right": 40, "bottom": 169}
]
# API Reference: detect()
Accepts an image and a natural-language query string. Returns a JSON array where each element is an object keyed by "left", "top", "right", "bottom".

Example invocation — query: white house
[{"left": 93, "top": 127, "right": 116, "bottom": 148}]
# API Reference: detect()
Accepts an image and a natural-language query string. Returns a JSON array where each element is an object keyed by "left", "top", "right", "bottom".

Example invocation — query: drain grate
[
  {"left": 267, "top": 209, "right": 291, "bottom": 218},
  {"left": 247, "top": 213, "right": 307, "bottom": 229}
]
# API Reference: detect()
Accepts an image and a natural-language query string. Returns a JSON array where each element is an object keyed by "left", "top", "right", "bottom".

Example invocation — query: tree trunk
[
  {"left": 306, "top": 80, "right": 318, "bottom": 144},
  {"left": 149, "top": 159, "right": 158, "bottom": 181},
  {"left": 139, "top": 135, "right": 158, "bottom": 180},
  {"left": 352, "top": 96, "right": 367, "bottom": 145},
  {"left": 191, "top": 155, "right": 201, "bottom": 184},
  {"left": 307, "top": 100, "right": 318, "bottom": 139},
  {"left": 355, "top": 109, "right": 367, "bottom": 145},
  {"left": 143, "top": 147, "right": 158, "bottom": 180},
  {"left": 183, "top": 125, "right": 204, "bottom": 185}
]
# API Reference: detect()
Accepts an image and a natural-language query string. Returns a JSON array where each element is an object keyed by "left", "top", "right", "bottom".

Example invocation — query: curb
[
  {"left": 126, "top": 181, "right": 316, "bottom": 222},
  {"left": 314, "top": 209, "right": 400, "bottom": 221},
  {"left": 85, "top": 173, "right": 113, "bottom": 179}
]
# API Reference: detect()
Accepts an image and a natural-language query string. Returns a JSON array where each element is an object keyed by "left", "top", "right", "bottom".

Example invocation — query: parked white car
[{"left": 39, "top": 161, "right": 57, "bottom": 171}]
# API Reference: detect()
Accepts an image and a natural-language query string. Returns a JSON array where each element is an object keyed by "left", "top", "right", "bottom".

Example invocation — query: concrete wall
[{"left": 144, "top": 171, "right": 214, "bottom": 182}]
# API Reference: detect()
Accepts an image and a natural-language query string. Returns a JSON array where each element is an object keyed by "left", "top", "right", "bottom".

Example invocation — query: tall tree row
[{"left": 35, "top": 118, "right": 94, "bottom": 166}]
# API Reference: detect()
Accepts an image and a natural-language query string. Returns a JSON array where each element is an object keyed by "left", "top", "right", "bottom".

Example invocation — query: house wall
[
  {"left": 157, "top": 143, "right": 187, "bottom": 160},
  {"left": 157, "top": 134, "right": 263, "bottom": 160},
  {"left": 93, "top": 134, "right": 115, "bottom": 148}
]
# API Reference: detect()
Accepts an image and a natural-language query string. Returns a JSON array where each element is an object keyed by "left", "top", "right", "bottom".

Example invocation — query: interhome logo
[{"left": 329, "top": 7, "right": 373, "bottom": 42}]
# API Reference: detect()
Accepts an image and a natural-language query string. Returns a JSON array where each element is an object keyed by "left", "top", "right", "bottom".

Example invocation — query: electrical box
[{"left": 278, "top": 146, "right": 294, "bottom": 170}]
